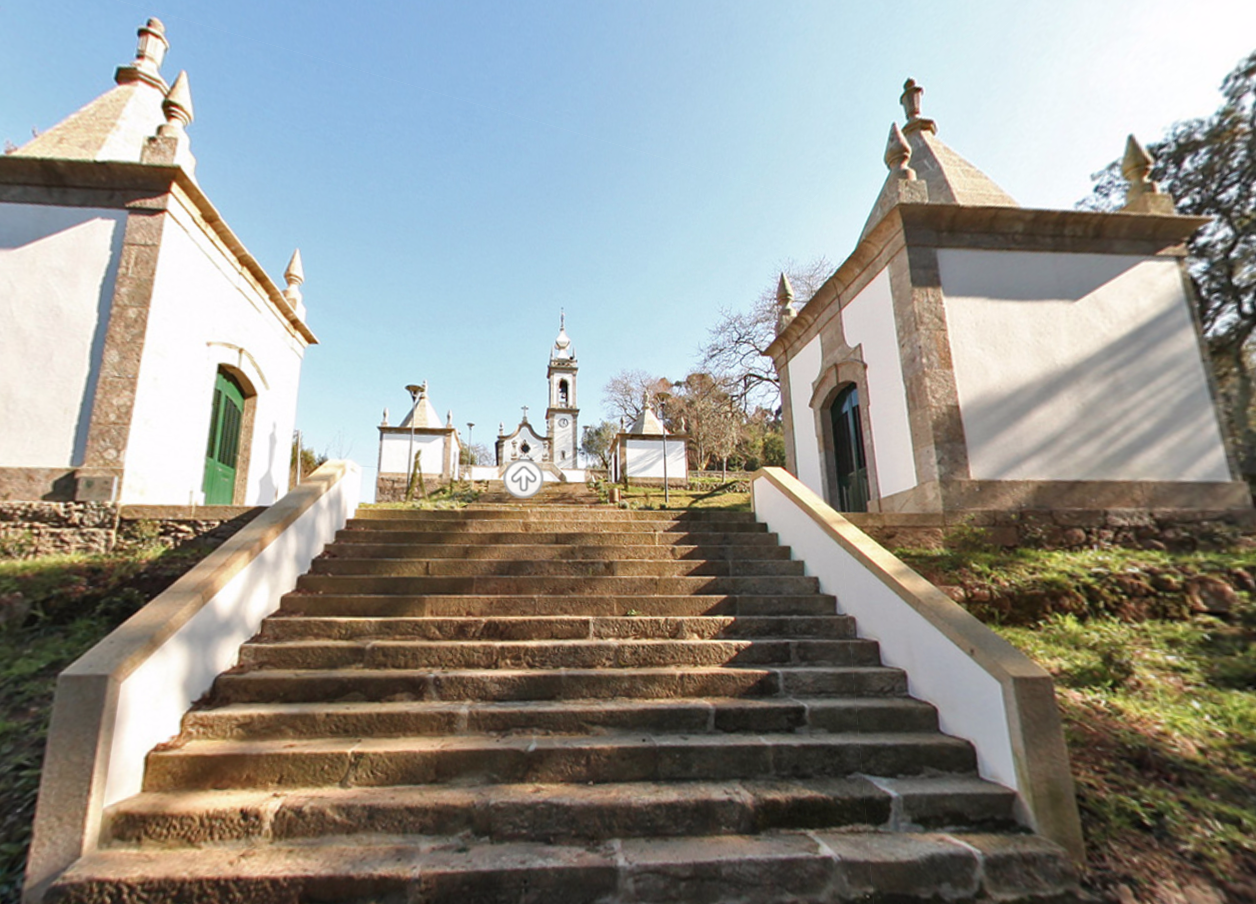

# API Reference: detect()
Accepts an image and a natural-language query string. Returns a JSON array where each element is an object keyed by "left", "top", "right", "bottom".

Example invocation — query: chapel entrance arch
[
  {"left": 829, "top": 384, "right": 869, "bottom": 512},
  {"left": 202, "top": 368, "right": 247, "bottom": 504}
]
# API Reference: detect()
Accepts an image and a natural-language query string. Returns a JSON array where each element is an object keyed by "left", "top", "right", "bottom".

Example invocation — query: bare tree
[
  {"left": 602, "top": 369, "right": 666, "bottom": 426},
  {"left": 700, "top": 258, "right": 832, "bottom": 412}
]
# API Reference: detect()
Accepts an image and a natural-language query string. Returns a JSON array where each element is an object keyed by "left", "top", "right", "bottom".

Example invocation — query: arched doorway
[
  {"left": 202, "top": 369, "right": 245, "bottom": 504},
  {"left": 829, "top": 384, "right": 868, "bottom": 512}
]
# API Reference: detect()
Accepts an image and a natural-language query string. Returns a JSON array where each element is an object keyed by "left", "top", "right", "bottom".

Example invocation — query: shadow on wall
[
  {"left": 0, "top": 212, "right": 127, "bottom": 469},
  {"left": 960, "top": 302, "right": 1228, "bottom": 482},
  {"left": 258, "top": 424, "right": 278, "bottom": 504}
]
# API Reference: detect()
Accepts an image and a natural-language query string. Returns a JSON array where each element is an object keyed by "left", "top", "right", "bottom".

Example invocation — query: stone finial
[
  {"left": 381, "top": 408, "right": 390, "bottom": 426},
  {"left": 1122, "top": 134, "right": 1159, "bottom": 196},
  {"left": 116, "top": 18, "right": 169, "bottom": 89},
  {"left": 499, "top": 422, "right": 505, "bottom": 435},
  {"left": 447, "top": 410, "right": 453, "bottom": 427},
  {"left": 1120, "top": 134, "right": 1176, "bottom": 214},
  {"left": 884, "top": 123, "right": 916, "bottom": 180},
  {"left": 285, "top": 249, "right": 305, "bottom": 288},
  {"left": 142, "top": 68, "right": 196, "bottom": 175},
  {"left": 900, "top": 78, "right": 937, "bottom": 135},
  {"left": 775, "top": 273, "right": 799, "bottom": 334},
  {"left": 161, "top": 71, "right": 194, "bottom": 131},
  {"left": 283, "top": 249, "right": 305, "bottom": 312}
]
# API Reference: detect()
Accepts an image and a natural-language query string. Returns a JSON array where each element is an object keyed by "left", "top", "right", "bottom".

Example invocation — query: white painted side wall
[
  {"left": 379, "top": 432, "right": 447, "bottom": 475},
  {"left": 841, "top": 269, "right": 917, "bottom": 497},
  {"left": 0, "top": 204, "right": 126, "bottom": 467},
  {"left": 102, "top": 462, "right": 360, "bottom": 807},
  {"left": 125, "top": 207, "right": 306, "bottom": 504},
  {"left": 624, "top": 437, "right": 689, "bottom": 479},
  {"left": 753, "top": 477, "right": 1019, "bottom": 797},
  {"left": 940, "top": 249, "right": 1231, "bottom": 482},
  {"left": 786, "top": 335, "right": 824, "bottom": 495}
]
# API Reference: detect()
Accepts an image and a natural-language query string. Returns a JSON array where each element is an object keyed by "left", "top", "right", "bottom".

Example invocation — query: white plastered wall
[
  {"left": 939, "top": 249, "right": 1231, "bottom": 482},
  {"left": 124, "top": 202, "right": 306, "bottom": 504},
  {"left": 841, "top": 269, "right": 917, "bottom": 497},
  {"left": 0, "top": 204, "right": 126, "bottom": 467},
  {"left": 379, "top": 432, "right": 447, "bottom": 475},
  {"left": 786, "top": 335, "right": 824, "bottom": 495},
  {"left": 624, "top": 437, "right": 688, "bottom": 479}
]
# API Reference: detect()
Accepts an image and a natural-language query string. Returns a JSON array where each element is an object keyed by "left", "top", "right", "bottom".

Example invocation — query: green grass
[
  {"left": 363, "top": 482, "right": 483, "bottom": 510},
  {"left": 608, "top": 482, "right": 751, "bottom": 512},
  {"left": 996, "top": 612, "right": 1256, "bottom": 896},
  {"left": 0, "top": 546, "right": 224, "bottom": 902}
]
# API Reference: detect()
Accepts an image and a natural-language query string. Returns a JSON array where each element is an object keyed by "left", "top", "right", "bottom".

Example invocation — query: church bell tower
[{"left": 545, "top": 312, "right": 579, "bottom": 467}]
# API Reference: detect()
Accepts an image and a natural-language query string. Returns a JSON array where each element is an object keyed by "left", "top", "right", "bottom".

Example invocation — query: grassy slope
[
  {"left": 900, "top": 544, "right": 1256, "bottom": 902},
  {"left": 0, "top": 545, "right": 222, "bottom": 903}
]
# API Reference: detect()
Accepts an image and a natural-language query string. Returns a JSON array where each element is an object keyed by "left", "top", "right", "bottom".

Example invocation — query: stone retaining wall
[
  {"left": 0, "top": 502, "right": 262, "bottom": 559},
  {"left": 374, "top": 474, "right": 456, "bottom": 503},
  {"left": 848, "top": 508, "right": 1256, "bottom": 552}
]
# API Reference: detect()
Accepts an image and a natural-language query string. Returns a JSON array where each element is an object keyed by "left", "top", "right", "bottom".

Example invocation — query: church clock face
[{"left": 558, "top": 417, "right": 570, "bottom": 428}]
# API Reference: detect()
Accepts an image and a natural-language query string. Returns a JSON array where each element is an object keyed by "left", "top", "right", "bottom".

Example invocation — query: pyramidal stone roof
[
  {"left": 14, "top": 18, "right": 173, "bottom": 164},
  {"left": 629, "top": 407, "right": 668, "bottom": 436},
  {"left": 398, "top": 384, "right": 443, "bottom": 430},
  {"left": 859, "top": 78, "right": 1017, "bottom": 241}
]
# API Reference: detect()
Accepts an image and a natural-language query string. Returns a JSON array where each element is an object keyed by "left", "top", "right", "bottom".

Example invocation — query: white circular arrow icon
[{"left": 503, "top": 459, "right": 544, "bottom": 498}]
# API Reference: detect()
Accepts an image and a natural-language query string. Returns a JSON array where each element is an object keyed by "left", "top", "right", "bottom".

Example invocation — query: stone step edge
[
  {"left": 104, "top": 776, "right": 1017, "bottom": 846},
  {"left": 56, "top": 831, "right": 1078, "bottom": 902}
]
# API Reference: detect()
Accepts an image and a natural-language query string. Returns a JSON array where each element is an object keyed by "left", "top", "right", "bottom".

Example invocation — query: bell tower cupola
[{"left": 546, "top": 310, "right": 579, "bottom": 467}]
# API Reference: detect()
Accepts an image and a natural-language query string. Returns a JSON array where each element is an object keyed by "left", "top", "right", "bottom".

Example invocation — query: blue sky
[{"left": 4, "top": 1, "right": 1255, "bottom": 498}]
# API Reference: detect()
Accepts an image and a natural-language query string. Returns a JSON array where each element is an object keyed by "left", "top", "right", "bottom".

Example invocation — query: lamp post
[
  {"left": 658, "top": 395, "right": 669, "bottom": 509},
  {"left": 405, "top": 383, "right": 421, "bottom": 500},
  {"left": 466, "top": 422, "right": 475, "bottom": 481}
]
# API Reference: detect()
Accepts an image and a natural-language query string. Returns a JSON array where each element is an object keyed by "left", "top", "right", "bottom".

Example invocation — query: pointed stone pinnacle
[
  {"left": 884, "top": 123, "right": 915, "bottom": 179},
  {"left": 447, "top": 410, "right": 454, "bottom": 427},
  {"left": 776, "top": 272, "right": 799, "bottom": 334},
  {"left": 163, "top": 71, "right": 194, "bottom": 128},
  {"left": 1121, "top": 134, "right": 1157, "bottom": 189},
  {"left": 284, "top": 249, "right": 305, "bottom": 287},
  {"left": 776, "top": 273, "right": 794, "bottom": 307}
]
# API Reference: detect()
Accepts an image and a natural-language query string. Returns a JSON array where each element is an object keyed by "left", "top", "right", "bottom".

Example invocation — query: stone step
[
  {"left": 49, "top": 831, "right": 1079, "bottom": 904},
  {"left": 353, "top": 507, "right": 759, "bottom": 522},
  {"left": 334, "top": 528, "right": 782, "bottom": 547},
  {"left": 279, "top": 593, "right": 837, "bottom": 618},
  {"left": 141, "top": 732, "right": 978, "bottom": 792},
  {"left": 343, "top": 518, "right": 768, "bottom": 534},
  {"left": 322, "top": 542, "right": 794, "bottom": 561},
  {"left": 293, "top": 574, "right": 821, "bottom": 596},
  {"left": 307, "top": 557, "right": 806, "bottom": 578},
  {"left": 237, "top": 638, "right": 883, "bottom": 671},
  {"left": 107, "top": 776, "right": 1017, "bottom": 847},
  {"left": 210, "top": 666, "right": 910, "bottom": 705},
  {"left": 256, "top": 615, "right": 856, "bottom": 643},
  {"left": 182, "top": 697, "right": 940, "bottom": 741}
]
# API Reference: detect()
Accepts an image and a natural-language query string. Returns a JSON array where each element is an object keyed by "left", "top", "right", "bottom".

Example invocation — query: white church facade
[
  {"left": 769, "top": 80, "right": 1251, "bottom": 516},
  {"left": 0, "top": 19, "right": 315, "bottom": 506}
]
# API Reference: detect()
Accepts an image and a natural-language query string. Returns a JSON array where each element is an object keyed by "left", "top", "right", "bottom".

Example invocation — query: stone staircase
[{"left": 45, "top": 492, "right": 1078, "bottom": 903}]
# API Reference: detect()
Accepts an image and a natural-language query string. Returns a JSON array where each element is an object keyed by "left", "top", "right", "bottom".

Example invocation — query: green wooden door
[{"left": 202, "top": 371, "right": 244, "bottom": 504}]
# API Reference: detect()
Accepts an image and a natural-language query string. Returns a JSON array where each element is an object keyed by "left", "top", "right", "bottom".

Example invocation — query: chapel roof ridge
[{"left": 12, "top": 16, "right": 176, "bottom": 165}]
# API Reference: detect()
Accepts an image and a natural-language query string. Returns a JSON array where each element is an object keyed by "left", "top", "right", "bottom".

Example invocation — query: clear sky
[{"left": 4, "top": 1, "right": 1255, "bottom": 500}]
